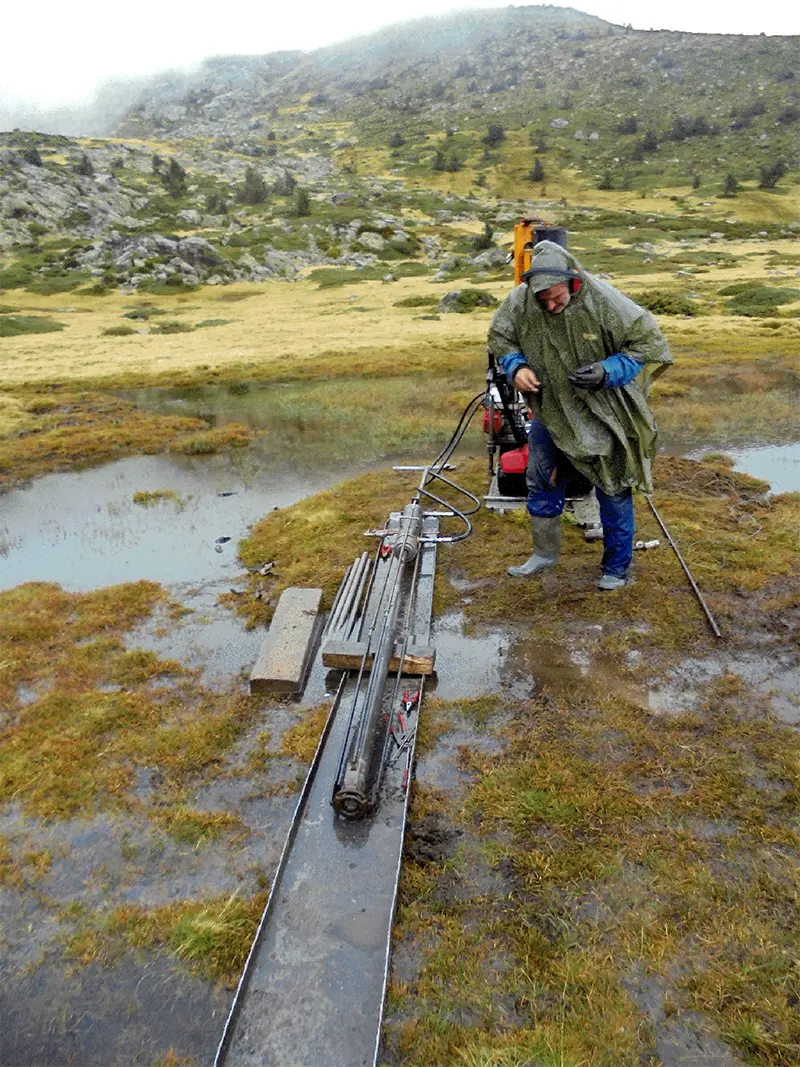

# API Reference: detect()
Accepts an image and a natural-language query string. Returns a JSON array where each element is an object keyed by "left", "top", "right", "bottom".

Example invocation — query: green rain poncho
[{"left": 488, "top": 240, "right": 674, "bottom": 495}]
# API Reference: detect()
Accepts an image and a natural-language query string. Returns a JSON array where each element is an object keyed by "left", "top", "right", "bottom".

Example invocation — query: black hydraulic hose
[{"left": 429, "top": 391, "right": 485, "bottom": 471}]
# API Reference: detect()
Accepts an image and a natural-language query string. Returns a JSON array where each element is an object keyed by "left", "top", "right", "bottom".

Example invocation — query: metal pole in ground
[{"left": 644, "top": 494, "right": 722, "bottom": 639}]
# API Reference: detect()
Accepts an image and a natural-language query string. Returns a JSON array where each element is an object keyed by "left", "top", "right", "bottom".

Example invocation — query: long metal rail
[{"left": 214, "top": 519, "right": 439, "bottom": 1067}]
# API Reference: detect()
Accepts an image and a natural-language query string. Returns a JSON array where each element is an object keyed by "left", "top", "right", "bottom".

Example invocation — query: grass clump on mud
[
  {"left": 64, "top": 892, "right": 266, "bottom": 987},
  {"left": 0, "top": 580, "right": 260, "bottom": 819},
  {"left": 168, "top": 422, "right": 251, "bottom": 455},
  {"left": 0, "top": 314, "right": 65, "bottom": 336},
  {"left": 132, "top": 488, "right": 185, "bottom": 507},
  {"left": 0, "top": 393, "right": 247, "bottom": 489}
]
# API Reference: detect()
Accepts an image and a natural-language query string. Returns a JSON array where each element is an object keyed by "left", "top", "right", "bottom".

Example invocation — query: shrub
[
  {"left": 0, "top": 264, "right": 34, "bottom": 289},
  {"left": 238, "top": 167, "right": 267, "bottom": 206},
  {"left": 27, "top": 271, "right": 89, "bottom": 295},
  {"left": 0, "top": 315, "right": 65, "bottom": 337},
  {"left": 195, "top": 318, "right": 233, "bottom": 328},
  {"left": 151, "top": 320, "right": 194, "bottom": 334},
  {"left": 437, "top": 289, "right": 498, "bottom": 314},
  {"left": 393, "top": 295, "right": 438, "bottom": 308},
  {"left": 483, "top": 124, "right": 505, "bottom": 146},
  {"left": 102, "top": 325, "right": 136, "bottom": 336},
  {"left": 388, "top": 132, "right": 404, "bottom": 148},
  {"left": 636, "top": 291, "right": 698, "bottom": 316},
  {"left": 529, "top": 158, "right": 545, "bottom": 183},
  {"left": 23, "top": 147, "right": 43, "bottom": 166},
  {"left": 723, "top": 284, "right": 800, "bottom": 317}
]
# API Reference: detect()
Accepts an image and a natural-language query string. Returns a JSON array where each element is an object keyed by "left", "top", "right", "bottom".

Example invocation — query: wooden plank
[
  {"left": 250, "top": 588, "right": 323, "bottom": 694},
  {"left": 321, "top": 639, "right": 435, "bottom": 675}
]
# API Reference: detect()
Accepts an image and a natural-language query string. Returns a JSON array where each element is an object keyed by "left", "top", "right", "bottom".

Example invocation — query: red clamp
[
  {"left": 402, "top": 689, "right": 420, "bottom": 713},
  {"left": 379, "top": 543, "right": 393, "bottom": 560}
]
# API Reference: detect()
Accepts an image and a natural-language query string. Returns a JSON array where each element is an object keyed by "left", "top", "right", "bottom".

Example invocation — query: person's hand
[
  {"left": 568, "top": 362, "right": 606, "bottom": 390},
  {"left": 512, "top": 366, "right": 541, "bottom": 393}
]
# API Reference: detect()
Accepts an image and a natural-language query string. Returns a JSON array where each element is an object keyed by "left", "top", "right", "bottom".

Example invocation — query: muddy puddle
[
  {"left": 0, "top": 450, "right": 378, "bottom": 592},
  {"left": 723, "top": 440, "right": 799, "bottom": 495},
  {"left": 676, "top": 439, "right": 799, "bottom": 495}
]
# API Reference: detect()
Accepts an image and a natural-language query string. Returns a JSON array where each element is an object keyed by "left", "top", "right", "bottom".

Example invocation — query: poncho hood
[{"left": 521, "top": 240, "right": 582, "bottom": 292}]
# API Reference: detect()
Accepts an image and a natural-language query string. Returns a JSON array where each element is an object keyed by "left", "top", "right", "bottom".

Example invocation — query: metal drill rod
[
  {"left": 332, "top": 542, "right": 397, "bottom": 790},
  {"left": 333, "top": 511, "right": 420, "bottom": 811},
  {"left": 644, "top": 494, "right": 722, "bottom": 639},
  {"left": 341, "top": 553, "right": 372, "bottom": 641},
  {"left": 376, "top": 545, "right": 424, "bottom": 795}
]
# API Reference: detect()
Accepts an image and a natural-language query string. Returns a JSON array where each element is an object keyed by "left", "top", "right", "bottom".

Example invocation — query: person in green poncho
[{"left": 488, "top": 239, "right": 673, "bottom": 590}]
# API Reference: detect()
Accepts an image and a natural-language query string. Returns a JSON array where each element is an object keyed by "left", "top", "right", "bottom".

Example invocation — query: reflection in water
[
  {"left": 726, "top": 441, "right": 799, "bottom": 495},
  {"left": 0, "top": 451, "right": 372, "bottom": 593}
]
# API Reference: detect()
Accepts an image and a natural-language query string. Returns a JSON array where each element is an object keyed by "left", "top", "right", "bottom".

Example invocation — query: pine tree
[
  {"left": 529, "top": 158, "right": 545, "bottom": 182},
  {"left": 274, "top": 170, "right": 296, "bottom": 197},
  {"left": 162, "top": 158, "right": 187, "bottom": 198},
  {"left": 722, "top": 173, "right": 739, "bottom": 198},
  {"left": 293, "top": 186, "right": 311, "bottom": 216},
  {"left": 239, "top": 167, "right": 267, "bottom": 205}
]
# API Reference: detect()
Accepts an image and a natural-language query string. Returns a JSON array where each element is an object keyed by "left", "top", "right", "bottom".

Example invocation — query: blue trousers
[{"left": 526, "top": 419, "right": 634, "bottom": 578}]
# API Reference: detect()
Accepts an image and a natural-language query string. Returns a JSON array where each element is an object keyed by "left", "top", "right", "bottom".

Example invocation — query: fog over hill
[{"left": 2, "top": 5, "right": 798, "bottom": 138}]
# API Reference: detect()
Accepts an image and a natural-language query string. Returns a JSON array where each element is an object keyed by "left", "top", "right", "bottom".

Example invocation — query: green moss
[
  {"left": 0, "top": 315, "right": 65, "bottom": 337},
  {"left": 102, "top": 325, "right": 136, "bottom": 336}
]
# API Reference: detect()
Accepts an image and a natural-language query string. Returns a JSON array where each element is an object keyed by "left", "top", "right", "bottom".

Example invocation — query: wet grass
[
  {"left": 63, "top": 891, "right": 267, "bottom": 986},
  {"left": 375, "top": 450, "right": 800, "bottom": 1066},
  {"left": 0, "top": 392, "right": 246, "bottom": 489},
  {"left": 2, "top": 199, "right": 798, "bottom": 1063},
  {"left": 385, "top": 672, "right": 800, "bottom": 1066},
  {"left": 0, "top": 581, "right": 264, "bottom": 819}
]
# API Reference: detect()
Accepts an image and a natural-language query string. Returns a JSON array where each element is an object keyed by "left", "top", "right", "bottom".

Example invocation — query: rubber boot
[
  {"left": 571, "top": 492, "right": 603, "bottom": 543},
  {"left": 508, "top": 515, "right": 562, "bottom": 577}
]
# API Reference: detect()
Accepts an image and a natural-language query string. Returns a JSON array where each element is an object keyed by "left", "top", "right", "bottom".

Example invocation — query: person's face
[{"left": 536, "top": 282, "right": 571, "bottom": 314}]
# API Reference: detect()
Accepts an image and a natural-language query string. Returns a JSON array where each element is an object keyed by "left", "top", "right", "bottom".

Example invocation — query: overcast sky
[{"left": 3, "top": 0, "right": 799, "bottom": 110}]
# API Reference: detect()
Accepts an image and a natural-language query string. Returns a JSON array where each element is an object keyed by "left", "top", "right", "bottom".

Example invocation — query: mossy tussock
[{"left": 0, "top": 580, "right": 262, "bottom": 819}]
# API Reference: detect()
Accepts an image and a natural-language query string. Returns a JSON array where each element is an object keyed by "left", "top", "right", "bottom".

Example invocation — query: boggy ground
[
  {"left": 1, "top": 226, "right": 798, "bottom": 1065},
  {"left": 375, "top": 460, "right": 800, "bottom": 1067},
  {"left": 0, "top": 445, "right": 797, "bottom": 1065},
  {"left": 213, "top": 450, "right": 799, "bottom": 1065}
]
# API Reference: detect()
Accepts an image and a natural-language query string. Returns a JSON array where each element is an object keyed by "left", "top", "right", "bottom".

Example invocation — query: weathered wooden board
[
  {"left": 321, "top": 638, "right": 435, "bottom": 675},
  {"left": 250, "top": 588, "right": 323, "bottom": 694}
]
